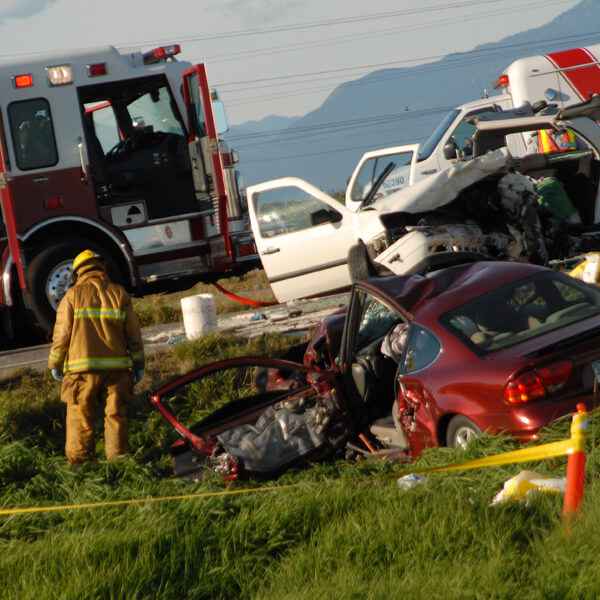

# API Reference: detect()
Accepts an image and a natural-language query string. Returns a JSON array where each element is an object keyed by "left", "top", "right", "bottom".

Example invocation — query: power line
[
  {"left": 207, "top": 0, "right": 567, "bottom": 66},
  {"left": 0, "top": 0, "right": 547, "bottom": 61},
  {"left": 241, "top": 138, "right": 428, "bottom": 164},
  {"left": 216, "top": 29, "right": 600, "bottom": 89},
  {"left": 228, "top": 107, "right": 452, "bottom": 144},
  {"left": 231, "top": 108, "right": 451, "bottom": 151}
]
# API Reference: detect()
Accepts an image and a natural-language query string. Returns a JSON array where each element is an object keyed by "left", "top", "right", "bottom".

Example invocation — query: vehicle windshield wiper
[{"left": 361, "top": 161, "right": 396, "bottom": 209}]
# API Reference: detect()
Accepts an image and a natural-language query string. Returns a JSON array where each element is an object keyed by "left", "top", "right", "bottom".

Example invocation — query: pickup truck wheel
[
  {"left": 446, "top": 416, "right": 481, "bottom": 449},
  {"left": 348, "top": 241, "right": 376, "bottom": 283},
  {"left": 27, "top": 239, "right": 121, "bottom": 335}
]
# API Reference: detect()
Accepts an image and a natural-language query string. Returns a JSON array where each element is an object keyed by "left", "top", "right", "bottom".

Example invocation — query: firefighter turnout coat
[{"left": 48, "top": 265, "right": 144, "bottom": 374}]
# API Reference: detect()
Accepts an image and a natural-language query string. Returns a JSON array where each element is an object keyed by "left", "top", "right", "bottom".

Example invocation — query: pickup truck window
[
  {"left": 256, "top": 186, "right": 340, "bottom": 238},
  {"left": 449, "top": 109, "right": 498, "bottom": 158},
  {"left": 418, "top": 109, "right": 459, "bottom": 162}
]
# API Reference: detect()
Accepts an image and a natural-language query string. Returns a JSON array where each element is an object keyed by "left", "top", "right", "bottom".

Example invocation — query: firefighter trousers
[{"left": 61, "top": 371, "right": 133, "bottom": 464}]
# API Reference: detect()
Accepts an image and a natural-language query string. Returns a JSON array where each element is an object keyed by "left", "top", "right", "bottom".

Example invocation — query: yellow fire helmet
[{"left": 72, "top": 249, "right": 101, "bottom": 273}]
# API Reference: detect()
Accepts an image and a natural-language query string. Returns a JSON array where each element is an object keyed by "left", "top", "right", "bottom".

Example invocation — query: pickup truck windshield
[
  {"left": 441, "top": 272, "right": 600, "bottom": 355},
  {"left": 418, "top": 109, "right": 459, "bottom": 162}
]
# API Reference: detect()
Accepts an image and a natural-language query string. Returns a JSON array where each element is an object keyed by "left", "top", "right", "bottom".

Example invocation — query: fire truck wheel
[
  {"left": 27, "top": 240, "right": 121, "bottom": 335},
  {"left": 348, "top": 241, "right": 376, "bottom": 283}
]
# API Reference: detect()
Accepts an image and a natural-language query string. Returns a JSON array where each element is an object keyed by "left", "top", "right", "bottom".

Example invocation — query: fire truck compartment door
[
  {"left": 345, "top": 144, "right": 420, "bottom": 213},
  {"left": 247, "top": 177, "right": 357, "bottom": 303}
]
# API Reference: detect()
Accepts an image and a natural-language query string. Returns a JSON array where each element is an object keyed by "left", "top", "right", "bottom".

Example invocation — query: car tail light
[
  {"left": 495, "top": 74, "right": 509, "bottom": 89},
  {"left": 504, "top": 360, "right": 573, "bottom": 405}
]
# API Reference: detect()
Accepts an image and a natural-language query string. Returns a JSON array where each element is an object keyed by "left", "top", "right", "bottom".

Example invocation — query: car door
[
  {"left": 247, "top": 177, "right": 358, "bottom": 302},
  {"left": 150, "top": 357, "right": 348, "bottom": 479},
  {"left": 345, "top": 145, "right": 420, "bottom": 212},
  {"left": 396, "top": 324, "right": 443, "bottom": 455},
  {"left": 339, "top": 284, "right": 411, "bottom": 428}
]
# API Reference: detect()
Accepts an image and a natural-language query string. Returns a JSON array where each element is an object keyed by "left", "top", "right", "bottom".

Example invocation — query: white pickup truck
[{"left": 247, "top": 96, "right": 600, "bottom": 303}]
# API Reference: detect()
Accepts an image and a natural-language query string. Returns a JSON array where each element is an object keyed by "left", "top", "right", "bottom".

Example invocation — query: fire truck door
[{"left": 182, "top": 66, "right": 218, "bottom": 205}]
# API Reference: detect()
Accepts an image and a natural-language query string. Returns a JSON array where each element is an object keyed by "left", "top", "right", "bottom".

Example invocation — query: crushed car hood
[{"left": 373, "top": 148, "right": 512, "bottom": 216}]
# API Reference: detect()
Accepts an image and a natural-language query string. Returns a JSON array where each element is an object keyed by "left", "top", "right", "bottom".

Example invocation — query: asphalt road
[{"left": 0, "top": 293, "right": 349, "bottom": 380}]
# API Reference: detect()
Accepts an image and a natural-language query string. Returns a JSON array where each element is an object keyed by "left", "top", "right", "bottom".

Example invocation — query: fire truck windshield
[{"left": 127, "top": 87, "right": 185, "bottom": 137}]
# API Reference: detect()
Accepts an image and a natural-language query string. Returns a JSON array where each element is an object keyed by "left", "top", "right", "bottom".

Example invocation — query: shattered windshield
[
  {"left": 418, "top": 109, "right": 460, "bottom": 162},
  {"left": 442, "top": 272, "right": 600, "bottom": 354}
]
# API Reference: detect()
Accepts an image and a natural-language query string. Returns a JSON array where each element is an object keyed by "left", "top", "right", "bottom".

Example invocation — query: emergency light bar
[
  {"left": 47, "top": 64, "right": 73, "bottom": 86},
  {"left": 13, "top": 73, "right": 33, "bottom": 88},
  {"left": 143, "top": 44, "right": 181, "bottom": 65}
]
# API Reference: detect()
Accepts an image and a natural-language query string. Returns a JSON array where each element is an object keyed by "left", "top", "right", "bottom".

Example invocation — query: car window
[
  {"left": 8, "top": 98, "right": 58, "bottom": 170},
  {"left": 442, "top": 272, "right": 600, "bottom": 354},
  {"left": 255, "top": 186, "right": 340, "bottom": 238},
  {"left": 401, "top": 325, "right": 441, "bottom": 373},
  {"left": 354, "top": 290, "right": 403, "bottom": 350},
  {"left": 350, "top": 151, "right": 413, "bottom": 203}
]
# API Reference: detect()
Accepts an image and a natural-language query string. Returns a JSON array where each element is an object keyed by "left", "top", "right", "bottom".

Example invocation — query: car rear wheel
[{"left": 446, "top": 416, "right": 481, "bottom": 449}]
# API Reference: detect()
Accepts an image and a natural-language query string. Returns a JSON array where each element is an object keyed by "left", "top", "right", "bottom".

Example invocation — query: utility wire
[
  {"left": 207, "top": 0, "right": 567, "bottom": 65},
  {"left": 215, "top": 30, "right": 600, "bottom": 89}
]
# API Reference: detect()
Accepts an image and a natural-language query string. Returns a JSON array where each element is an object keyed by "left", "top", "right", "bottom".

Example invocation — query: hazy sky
[{"left": 0, "top": 0, "right": 580, "bottom": 124}]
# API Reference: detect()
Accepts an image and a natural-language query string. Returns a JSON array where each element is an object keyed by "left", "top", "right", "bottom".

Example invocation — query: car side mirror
[
  {"left": 443, "top": 140, "right": 458, "bottom": 160},
  {"left": 311, "top": 208, "right": 342, "bottom": 226}
]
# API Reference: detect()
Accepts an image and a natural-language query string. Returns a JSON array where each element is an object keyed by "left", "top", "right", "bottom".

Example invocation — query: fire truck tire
[
  {"left": 27, "top": 239, "right": 122, "bottom": 335},
  {"left": 348, "top": 241, "right": 376, "bottom": 283}
]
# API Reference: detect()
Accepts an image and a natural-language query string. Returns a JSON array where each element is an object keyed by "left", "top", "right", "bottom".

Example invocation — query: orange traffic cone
[{"left": 562, "top": 403, "right": 588, "bottom": 519}]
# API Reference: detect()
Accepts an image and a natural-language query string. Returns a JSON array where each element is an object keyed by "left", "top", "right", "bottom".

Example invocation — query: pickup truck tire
[
  {"left": 27, "top": 239, "right": 122, "bottom": 336},
  {"left": 348, "top": 241, "right": 376, "bottom": 283}
]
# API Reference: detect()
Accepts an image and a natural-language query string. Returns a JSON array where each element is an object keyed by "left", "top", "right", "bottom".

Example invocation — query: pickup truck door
[
  {"left": 247, "top": 177, "right": 357, "bottom": 302},
  {"left": 345, "top": 145, "right": 420, "bottom": 213}
]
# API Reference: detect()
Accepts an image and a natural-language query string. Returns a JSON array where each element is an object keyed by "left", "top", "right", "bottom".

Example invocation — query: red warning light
[{"left": 14, "top": 74, "right": 33, "bottom": 89}]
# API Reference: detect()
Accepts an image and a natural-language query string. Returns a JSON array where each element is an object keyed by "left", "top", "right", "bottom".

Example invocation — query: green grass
[
  {"left": 1, "top": 335, "right": 600, "bottom": 599},
  {"left": 133, "top": 269, "right": 276, "bottom": 328}
]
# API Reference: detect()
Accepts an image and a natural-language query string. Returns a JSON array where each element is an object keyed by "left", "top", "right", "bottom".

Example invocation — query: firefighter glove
[{"left": 51, "top": 368, "right": 64, "bottom": 382}]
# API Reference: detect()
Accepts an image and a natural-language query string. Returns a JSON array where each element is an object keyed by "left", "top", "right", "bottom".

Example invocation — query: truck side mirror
[
  {"left": 311, "top": 208, "right": 342, "bottom": 226},
  {"left": 212, "top": 99, "right": 229, "bottom": 135},
  {"left": 443, "top": 140, "right": 458, "bottom": 160}
]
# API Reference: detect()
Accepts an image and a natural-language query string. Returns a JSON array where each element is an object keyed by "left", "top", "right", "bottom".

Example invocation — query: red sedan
[{"left": 151, "top": 261, "right": 600, "bottom": 479}]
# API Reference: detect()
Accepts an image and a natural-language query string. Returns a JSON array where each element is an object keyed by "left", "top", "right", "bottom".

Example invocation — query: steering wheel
[{"left": 105, "top": 131, "right": 169, "bottom": 161}]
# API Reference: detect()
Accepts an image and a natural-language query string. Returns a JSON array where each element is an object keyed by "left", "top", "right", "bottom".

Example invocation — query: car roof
[{"left": 369, "top": 261, "right": 549, "bottom": 321}]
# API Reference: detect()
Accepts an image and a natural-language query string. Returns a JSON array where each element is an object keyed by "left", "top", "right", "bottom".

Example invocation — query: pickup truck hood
[{"left": 373, "top": 148, "right": 511, "bottom": 216}]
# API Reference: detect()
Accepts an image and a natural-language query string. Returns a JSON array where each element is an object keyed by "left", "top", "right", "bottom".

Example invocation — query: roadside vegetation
[
  {"left": 1, "top": 333, "right": 600, "bottom": 598},
  {"left": 132, "top": 269, "right": 275, "bottom": 328}
]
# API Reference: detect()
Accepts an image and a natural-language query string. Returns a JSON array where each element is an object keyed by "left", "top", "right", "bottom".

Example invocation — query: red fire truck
[{"left": 0, "top": 44, "right": 257, "bottom": 339}]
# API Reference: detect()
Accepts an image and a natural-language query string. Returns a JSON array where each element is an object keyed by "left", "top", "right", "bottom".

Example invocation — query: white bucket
[{"left": 180, "top": 294, "right": 217, "bottom": 340}]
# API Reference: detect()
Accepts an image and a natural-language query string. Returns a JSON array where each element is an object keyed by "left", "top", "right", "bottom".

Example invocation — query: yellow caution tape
[
  {"left": 0, "top": 483, "right": 300, "bottom": 518},
  {"left": 396, "top": 439, "right": 575, "bottom": 477}
]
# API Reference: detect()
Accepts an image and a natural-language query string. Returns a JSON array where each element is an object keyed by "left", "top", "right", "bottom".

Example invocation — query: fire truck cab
[{"left": 0, "top": 44, "right": 255, "bottom": 337}]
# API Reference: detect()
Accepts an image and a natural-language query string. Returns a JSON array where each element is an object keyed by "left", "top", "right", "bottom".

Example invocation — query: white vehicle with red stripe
[
  {"left": 498, "top": 45, "right": 600, "bottom": 110},
  {"left": 0, "top": 44, "right": 257, "bottom": 339}
]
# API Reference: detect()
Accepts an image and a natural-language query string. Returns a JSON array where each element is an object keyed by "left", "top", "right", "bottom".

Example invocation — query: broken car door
[
  {"left": 247, "top": 177, "right": 358, "bottom": 302},
  {"left": 150, "top": 357, "right": 349, "bottom": 480},
  {"left": 345, "top": 145, "right": 419, "bottom": 212},
  {"left": 340, "top": 284, "right": 410, "bottom": 436},
  {"left": 396, "top": 324, "right": 442, "bottom": 455}
]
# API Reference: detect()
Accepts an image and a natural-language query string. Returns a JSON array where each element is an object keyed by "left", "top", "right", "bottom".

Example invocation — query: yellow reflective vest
[
  {"left": 48, "top": 266, "right": 144, "bottom": 374},
  {"left": 538, "top": 128, "right": 577, "bottom": 153}
]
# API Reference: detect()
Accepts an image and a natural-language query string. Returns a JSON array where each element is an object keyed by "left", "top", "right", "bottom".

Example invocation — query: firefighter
[{"left": 48, "top": 249, "right": 145, "bottom": 464}]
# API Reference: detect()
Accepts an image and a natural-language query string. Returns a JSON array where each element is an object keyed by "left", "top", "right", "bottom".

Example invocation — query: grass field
[
  {"left": 1, "top": 333, "right": 600, "bottom": 599},
  {"left": 132, "top": 269, "right": 276, "bottom": 328}
]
